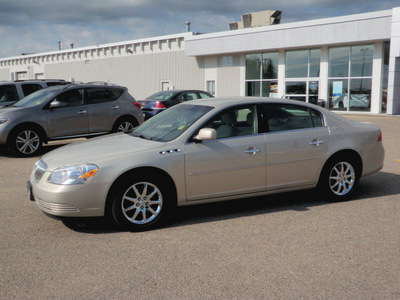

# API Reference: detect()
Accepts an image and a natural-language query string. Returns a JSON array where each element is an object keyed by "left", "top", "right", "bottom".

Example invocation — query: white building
[{"left": 1, "top": 7, "right": 399, "bottom": 115}]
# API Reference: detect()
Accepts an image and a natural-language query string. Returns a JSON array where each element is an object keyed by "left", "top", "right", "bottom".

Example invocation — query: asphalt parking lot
[{"left": 1, "top": 114, "right": 399, "bottom": 299}]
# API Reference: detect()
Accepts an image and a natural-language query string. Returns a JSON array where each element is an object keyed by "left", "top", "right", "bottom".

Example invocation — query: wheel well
[
  {"left": 104, "top": 167, "right": 178, "bottom": 217},
  {"left": 320, "top": 150, "right": 363, "bottom": 182},
  {"left": 7, "top": 122, "right": 47, "bottom": 143},
  {"left": 112, "top": 115, "right": 139, "bottom": 131}
]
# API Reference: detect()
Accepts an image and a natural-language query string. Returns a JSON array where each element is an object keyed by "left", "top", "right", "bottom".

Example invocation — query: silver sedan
[{"left": 28, "top": 98, "right": 384, "bottom": 231}]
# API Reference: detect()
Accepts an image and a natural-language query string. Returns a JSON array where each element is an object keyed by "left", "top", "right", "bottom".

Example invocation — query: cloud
[{"left": 0, "top": 0, "right": 398, "bottom": 58}]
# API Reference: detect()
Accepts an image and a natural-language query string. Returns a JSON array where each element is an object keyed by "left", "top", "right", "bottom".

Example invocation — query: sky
[{"left": 0, "top": 0, "right": 398, "bottom": 59}]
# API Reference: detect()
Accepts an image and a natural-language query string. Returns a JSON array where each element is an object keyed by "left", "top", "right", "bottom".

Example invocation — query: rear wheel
[
  {"left": 318, "top": 156, "right": 360, "bottom": 201},
  {"left": 9, "top": 127, "right": 43, "bottom": 157},
  {"left": 110, "top": 173, "right": 174, "bottom": 231},
  {"left": 113, "top": 117, "right": 138, "bottom": 133}
]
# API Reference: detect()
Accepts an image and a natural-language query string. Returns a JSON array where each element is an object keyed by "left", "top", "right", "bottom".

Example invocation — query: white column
[
  {"left": 319, "top": 46, "right": 329, "bottom": 104},
  {"left": 371, "top": 41, "right": 384, "bottom": 114},
  {"left": 278, "top": 50, "right": 285, "bottom": 98},
  {"left": 387, "top": 7, "right": 400, "bottom": 115}
]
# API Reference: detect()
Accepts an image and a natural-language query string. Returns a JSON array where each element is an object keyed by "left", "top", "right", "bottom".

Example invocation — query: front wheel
[
  {"left": 318, "top": 157, "right": 360, "bottom": 201},
  {"left": 9, "top": 127, "right": 43, "bottom": 157},
  {"left": 110, "top": 174, "right": 173, "bottom": 231}
]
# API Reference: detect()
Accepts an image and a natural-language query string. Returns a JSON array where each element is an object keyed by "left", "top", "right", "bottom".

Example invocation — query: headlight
[
  {"left": 48, "top": 164, "right": 98, "bottom": 185},
  {"left": 0, "top": 119, "right": 8, "bottom": 125}
]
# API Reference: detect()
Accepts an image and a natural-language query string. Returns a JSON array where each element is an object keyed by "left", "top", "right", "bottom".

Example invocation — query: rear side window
[
  {"left": 21, "top": 84, "right": 42, "bottom": 96},
  {"left": 46, "top": 81, "right": 69, "bottom": 86},
  {"left": 263, "top": 104, "right": 324, "bottom": 132},
  {"left": 85, "top": 88, "right": 123, "bottom": 104},
  {"left": 0, "top": 85, "right": 19, "bottom": 102},
  {"left": 199, "top": 92, "right": 212, "bottom": 99}
]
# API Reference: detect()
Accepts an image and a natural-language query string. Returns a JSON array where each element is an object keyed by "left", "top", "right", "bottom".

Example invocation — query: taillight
[
  {"left": 378, "top": 131, "right": 382, "bottom": 142},
  {"left": 133, "top": 102, "right": 141, "bottom": 109},
  {"left": 154, "top": 101, "right": 166, "bottom": 109}
]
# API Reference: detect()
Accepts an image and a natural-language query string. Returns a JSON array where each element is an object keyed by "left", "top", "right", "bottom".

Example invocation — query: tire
[
  {"left": 318, "top": 156, "right": 360, "bottom": 201},
  {"left": 8, "top": 127, "right": 43, "bottom": 157},
  {"left": 110, "top": 173, "right": 174, "bottom": 231},
  {"left": 113, "top": 117, "right": 138, "bottom": 133}
]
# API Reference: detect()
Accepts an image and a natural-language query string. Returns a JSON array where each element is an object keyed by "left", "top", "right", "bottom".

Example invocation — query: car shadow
[
  {"left": 0, "top": 142, "right": 69, "bottom": 158},
  {"left": 61, "top": 171, "right": 400, "bottom": 234}
]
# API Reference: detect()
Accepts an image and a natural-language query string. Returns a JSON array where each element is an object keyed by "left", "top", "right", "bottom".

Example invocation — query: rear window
[
  {"left": 21, "top": 84, "right": 42, "bottom": 96},
  {"left": 85, "top": 88, "right": 123, "bottom": 104},
  {"left": 0, "top": 85, "right": 19, "bottom": 103}
]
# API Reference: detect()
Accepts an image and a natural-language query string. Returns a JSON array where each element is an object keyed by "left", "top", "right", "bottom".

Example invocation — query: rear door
[
  {"left": 85, "top": 87, "right": 123, "bottom": 133},
  {"left": 262, "top": 104, "right": 329, "bottom": 190}
]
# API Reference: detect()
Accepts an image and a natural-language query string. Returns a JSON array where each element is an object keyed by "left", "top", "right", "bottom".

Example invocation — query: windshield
[
  {"left": 146, "top": 91, "right": 178, "bottom": 100},
  {"left": 12, "top": 88, "right": 58, "bottom": 108},
  {"left": 132, "top": 104, "right": 213, "bottom": 142}
]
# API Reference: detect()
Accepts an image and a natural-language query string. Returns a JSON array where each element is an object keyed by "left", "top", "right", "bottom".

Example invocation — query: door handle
[
  {"left": 310, "top": 139, "right": 324, "bottom": 146},
  {"left": 245, "top": 148, "right": 261, "bottom": 155},
  {"left": 112, "top": 105, "right": 119, "bottom": 109},
  {"left": 78, "top": 110, "right": 87, "bottom": 114}
]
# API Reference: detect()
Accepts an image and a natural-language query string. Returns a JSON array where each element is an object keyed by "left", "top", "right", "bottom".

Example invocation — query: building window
[
  {"left": 246, "top": 52, "right": 278, "bottom": 97},
  {"left": 207, "top": 80, "right": 215, "bottom": 95},
  {"left": 285, "top": 49, "right": 321, "bottom": 104},
  {"left": 222, "top": 56, "right": 233, "bottom": 67},
  {"left": 328, "top": 45, "right": 373, "bottom": 111}
]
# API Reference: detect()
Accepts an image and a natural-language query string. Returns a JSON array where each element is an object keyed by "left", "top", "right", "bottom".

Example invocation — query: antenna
[{"left": 185, "top": 21, "right": 191, "bottom": 32}]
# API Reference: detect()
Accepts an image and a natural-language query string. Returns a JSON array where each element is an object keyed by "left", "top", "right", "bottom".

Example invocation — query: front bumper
[{"left": 29, "top": 171, "right": 108, "bottom": 217}]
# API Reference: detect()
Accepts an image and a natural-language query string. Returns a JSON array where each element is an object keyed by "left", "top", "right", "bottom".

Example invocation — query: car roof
[
  {"left": 182, "top": 97, "right": 321, "bottom": 109},
  {"left": 42, "top": 83, "right": 127, "bottom": 91}
]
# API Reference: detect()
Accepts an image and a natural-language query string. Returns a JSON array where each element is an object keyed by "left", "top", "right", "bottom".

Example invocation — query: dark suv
[
  {"left": 0, "top": 79, "right": 70, "bottom": 107},
  {"left": 0, "top": 83, "right": 144, "bottom": 156}
]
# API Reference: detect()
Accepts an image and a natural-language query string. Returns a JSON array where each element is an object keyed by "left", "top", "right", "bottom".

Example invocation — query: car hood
[
  {"left": 41, "top": 133, "right": 166, "bottom": 170},
  {"left": 0, "top": 105, "right": 25, "bottom": 115}
]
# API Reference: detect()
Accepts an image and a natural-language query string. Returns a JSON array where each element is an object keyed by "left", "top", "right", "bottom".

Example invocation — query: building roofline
[{"left": 186, "top": 9, "right": 393, "bottom": 42}]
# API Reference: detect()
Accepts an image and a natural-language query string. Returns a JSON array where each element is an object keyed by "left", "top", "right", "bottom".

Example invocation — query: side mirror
[
  {"left": 317, "top": 99, "right": 327, "bottom": 108},
  {"left": 195, "top": 128, "right": 217, "bottom": 141},
  {"left": 49, "top": 101, "right": 63, "bottom": 109}
]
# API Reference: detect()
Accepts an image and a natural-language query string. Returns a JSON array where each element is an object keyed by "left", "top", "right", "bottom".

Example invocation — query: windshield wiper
[{"left": 131, "top": 133, "right": 153, "bottom": 140}]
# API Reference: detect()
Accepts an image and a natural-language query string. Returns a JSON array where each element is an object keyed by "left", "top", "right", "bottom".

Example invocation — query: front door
[
  {"left": 184, "top": 104, "right": 266, "bottom": 201},
  {"left": 46, "top": 89, "right": 89, "bottom": 138}
]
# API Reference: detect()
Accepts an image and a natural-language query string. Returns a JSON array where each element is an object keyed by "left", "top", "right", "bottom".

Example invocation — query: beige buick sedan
[{"left": 28, "top": 98, "right": 384, "bottom": 231}]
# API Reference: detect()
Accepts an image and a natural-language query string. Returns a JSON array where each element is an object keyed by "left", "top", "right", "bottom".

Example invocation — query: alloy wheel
[
  {"left": 329, "top": 162, "right": 355, "bottom": 196},
  {"left": 15, "top": 130, "right": 40, "bottom": 155},
  {"left": 121, "top": 182, "right": 163, "bottom": 225},
  {"left": 117, "top": 121, "right": 134, "bottom": 133}
]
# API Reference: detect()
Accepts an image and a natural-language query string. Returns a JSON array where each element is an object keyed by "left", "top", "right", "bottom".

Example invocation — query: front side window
[
  {"left": 202, "top": 105, "right": 257, "bottom": 139},
  {"left": 263, "top": 104, "right": 323, "bottom": 132},
  {"left": 53, "top": 89, "right": 84, "bottom": 107},
  {"left": 179, "top": 92, "right": 198, "bottom": 101}
]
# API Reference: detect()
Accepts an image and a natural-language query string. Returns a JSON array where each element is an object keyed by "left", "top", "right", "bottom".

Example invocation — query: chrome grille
[{"left": 36, "top": 198, "right": 79, "bottom": 214}]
